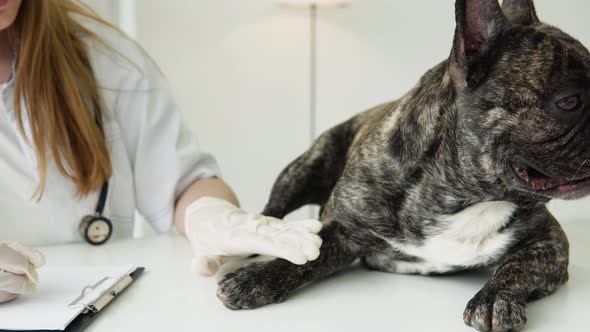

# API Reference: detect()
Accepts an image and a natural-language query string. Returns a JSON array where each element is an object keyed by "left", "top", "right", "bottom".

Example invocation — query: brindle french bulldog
[{"left": 217, "top": 0, "right": 590, "bottom": 330}]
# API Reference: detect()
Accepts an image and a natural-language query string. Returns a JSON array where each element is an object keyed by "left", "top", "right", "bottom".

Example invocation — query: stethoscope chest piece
[
  {"left": 80, "top": 179, "right": 111, "bottom": 245},
  {"left": 80, "top": 215, "right": 113, "bottom": 246}
]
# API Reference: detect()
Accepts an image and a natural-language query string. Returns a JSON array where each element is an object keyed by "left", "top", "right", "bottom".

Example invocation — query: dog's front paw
[
  {"left": 463, "top": 289, "right": 526, "bottom": 332},
  {"left": 217, "top": 261, "right": 292, "bottom": 310}
]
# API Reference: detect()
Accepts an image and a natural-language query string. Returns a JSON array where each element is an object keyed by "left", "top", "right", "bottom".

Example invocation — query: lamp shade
[{"left": 280, "top": 0, "right": 351, "bottom": 8}]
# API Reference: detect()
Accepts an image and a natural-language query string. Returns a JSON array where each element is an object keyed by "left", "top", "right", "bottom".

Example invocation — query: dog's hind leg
[{"left": 262, "top": 114, "right": 366, "bottom": 218}]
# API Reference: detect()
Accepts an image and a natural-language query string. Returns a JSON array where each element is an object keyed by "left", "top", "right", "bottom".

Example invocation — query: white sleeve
[{"left": 113, "top": 65, "right": 221, "bottom": 233}]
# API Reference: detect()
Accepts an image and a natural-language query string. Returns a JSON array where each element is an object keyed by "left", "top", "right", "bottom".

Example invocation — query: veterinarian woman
[{"left": 0, "top": 0, "right": 322, "bottom": 303}]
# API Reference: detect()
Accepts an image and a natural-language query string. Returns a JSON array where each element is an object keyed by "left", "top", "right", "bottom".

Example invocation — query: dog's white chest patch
[{"left": 390, "top": 201, "right": 517, "bottom": 274}]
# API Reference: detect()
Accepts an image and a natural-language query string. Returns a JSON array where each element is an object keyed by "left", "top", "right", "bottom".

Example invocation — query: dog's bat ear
[
  {"left": 501, "top": 0, "right": 540, "bottom": 26},
  {"left": 449, "top": 0, "right": 509, "bottom": 92}
]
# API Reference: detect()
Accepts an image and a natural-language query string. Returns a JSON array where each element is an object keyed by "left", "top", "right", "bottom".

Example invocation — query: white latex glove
[
  {"left": 0, "top": 241, "right": 45, "bottom": 303},
  {"left": 185, "top": 197, "right": 323, "bottom": 276}
]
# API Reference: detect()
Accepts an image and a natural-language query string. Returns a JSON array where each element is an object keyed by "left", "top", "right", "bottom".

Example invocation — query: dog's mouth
[{"left": 510, "top": 159, "right": 590, "bottom": 195}]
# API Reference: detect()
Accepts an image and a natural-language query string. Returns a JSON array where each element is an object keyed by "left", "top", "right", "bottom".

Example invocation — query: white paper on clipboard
[{"left": 0, "top": 265, "right": 136, "bottom": 331}]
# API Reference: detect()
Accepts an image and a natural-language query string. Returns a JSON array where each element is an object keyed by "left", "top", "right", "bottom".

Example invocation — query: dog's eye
[{"left": 556, "top": 95, "right": 582, "bottom": 112}]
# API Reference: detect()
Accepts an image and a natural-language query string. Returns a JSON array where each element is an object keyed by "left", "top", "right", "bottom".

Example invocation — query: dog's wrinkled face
[{"left": 450, "top": 0, "right": 590, "bottom": 200}]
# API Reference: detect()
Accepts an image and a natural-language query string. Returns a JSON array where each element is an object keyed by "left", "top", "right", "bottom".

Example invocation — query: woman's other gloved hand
[{"left": 0, "top": 241, "right": 45, "bottom": 303}]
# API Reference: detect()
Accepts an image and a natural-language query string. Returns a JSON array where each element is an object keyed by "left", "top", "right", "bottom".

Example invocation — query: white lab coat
[{"left": 0, "top": 21, "right": 220, "bottom": 246}]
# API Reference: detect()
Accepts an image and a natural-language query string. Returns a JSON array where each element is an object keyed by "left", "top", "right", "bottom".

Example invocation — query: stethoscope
[{"left": 78, "top": 83, "right": 113, "bottom": 246}]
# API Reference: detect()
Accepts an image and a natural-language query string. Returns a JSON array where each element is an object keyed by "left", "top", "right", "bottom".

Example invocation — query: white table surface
[{"left": 38, "top": 221, "right": 590, "bottom": 332}]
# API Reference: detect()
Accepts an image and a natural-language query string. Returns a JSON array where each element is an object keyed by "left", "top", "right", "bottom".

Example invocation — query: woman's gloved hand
[
  {"left": 184, "top": 197, "right": 323, "bottom": 276},
  {"left": 0, "top": 241, "right": 45, "bottom": 303}
]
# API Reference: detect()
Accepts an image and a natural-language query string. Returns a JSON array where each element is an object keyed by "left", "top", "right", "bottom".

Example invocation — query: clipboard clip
[
  {"left": 67, "top": 277, "right": 110, "bottom": 313},
  {"left": 67, "top": 270, "right": 139, "bottom": 315}
]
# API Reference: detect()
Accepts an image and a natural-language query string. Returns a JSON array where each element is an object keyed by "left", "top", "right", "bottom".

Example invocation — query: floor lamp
[
  {"left": 281, "top": 0, "right": 351, "bottom": 218},
  {"left": 280, "top": 0, "right": 351, "bottom": 145}
]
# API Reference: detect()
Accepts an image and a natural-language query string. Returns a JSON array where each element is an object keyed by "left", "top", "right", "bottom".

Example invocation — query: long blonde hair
[{"left": 10, "top": 0, "right": 115, "bottom": 198}]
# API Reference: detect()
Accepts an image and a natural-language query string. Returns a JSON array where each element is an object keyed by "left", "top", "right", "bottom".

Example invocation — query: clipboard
[
  {"left": 0, "top": 267, "right": 144, "bottom": 332},
  {"left": 63, "top": 267, "right": 144, "bottom": 332}
]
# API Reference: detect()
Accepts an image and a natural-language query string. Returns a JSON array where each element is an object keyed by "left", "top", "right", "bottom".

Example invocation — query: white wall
[
  {"left": 135, "top": 0, "right": 312, "bottom": 220},
  {"left": 83, "top": 0, "right": 590, "bottom": 223}
]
